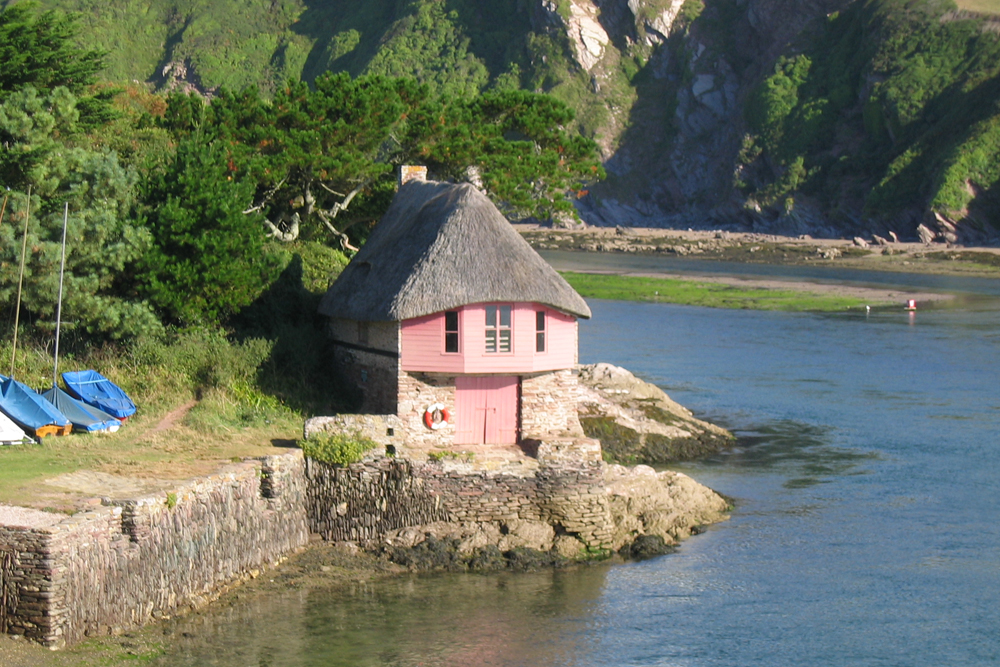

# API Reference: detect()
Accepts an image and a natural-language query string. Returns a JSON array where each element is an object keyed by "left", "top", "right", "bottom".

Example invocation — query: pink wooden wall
[{"left": 400, "top": 303, "right": 578, "bottom": 374}]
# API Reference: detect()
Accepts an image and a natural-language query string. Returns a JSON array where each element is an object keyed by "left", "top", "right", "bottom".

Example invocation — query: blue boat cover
[
  {"left": 0, "top": 376, "right": 72, "bottom": 433},
  {"left": 62, "top": 370, "right": 137, "bottom": 419},
  {"left": 42, "top": 386, "right": 121, "bottom": 433}
]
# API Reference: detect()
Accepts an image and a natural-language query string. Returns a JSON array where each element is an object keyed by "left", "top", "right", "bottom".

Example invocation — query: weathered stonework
[
  {"left": 304, "top": 414, "right": 402, "bottom": 449},
  {"left": 306, "top": 456, "right": 613, "bottom": 549},
  {"left": 521, "top": 369, "right": 586, "bottom": 438},
  {"left": 395, "top": 371, "right": 458, "bottom": 449},
  {"left": 0, "top": 453, "right": 308, "bottom": 648},
  {"left": 314, "top": 366, "right": 589, "bottom": 455},
  {"left": 327, "top": 318, "right": 400, "bottom": 414}
]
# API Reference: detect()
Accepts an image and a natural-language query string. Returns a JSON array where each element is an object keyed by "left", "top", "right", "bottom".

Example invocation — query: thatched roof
[{"left": 319, "top": 180, "right": 591, "bottom": 321}]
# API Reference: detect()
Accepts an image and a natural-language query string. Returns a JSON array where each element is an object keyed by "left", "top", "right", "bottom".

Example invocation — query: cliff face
[
  {"left": 560, "top": 0, "right": 1000, "bottom": 243},
  {"left": 541, "top": 0, "right": 854, "bottom": 235}
]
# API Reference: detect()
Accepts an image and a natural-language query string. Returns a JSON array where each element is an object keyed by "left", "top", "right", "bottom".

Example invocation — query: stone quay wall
[
  {"left": 2, "top": 445, "right": 617, "bottom": 648},
  {"left": 306, "top": 456, "right": 613, "bottom": 549},
  {"left": 0, "top": 453, "right": 308, "bottom": 648}
]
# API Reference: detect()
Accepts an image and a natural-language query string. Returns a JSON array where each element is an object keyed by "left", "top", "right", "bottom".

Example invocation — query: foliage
[
  {"left": 0, "top": 2, "right": 113, "bottom": 127},
  {"left": 364, "top": 1, "right": 489, "bottom": 99},
  {"left": 741, "top": 0, "right": 1000, "bottom": 228},
  {"left": 160, "top": 73, "right": 601, "bottom": 237},
  {"left": 403, "top": 89, "right": 605, "bottom": 218},
  {"left": 299, "top": 431, "right": 379, "bottom": 466},
  {"left": 129, "top": 327, "right": 272, "bottom": 392},
  {"left": 139, "top": 137, "right": 283, "bottom": 325},
  {"left": 0, "top": 87, "right": 161, "bottom": 341}
]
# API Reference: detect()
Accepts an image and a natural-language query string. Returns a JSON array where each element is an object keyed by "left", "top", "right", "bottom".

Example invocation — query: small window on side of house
[
  {"left": 536, "top": 310, "right": 546, "bottom": 353},
  {"left": 357, "top": 321, "right": 369, "bottom": 345},
  {"left": 445, "top": 311, "right": 459, "bottom": 353}
]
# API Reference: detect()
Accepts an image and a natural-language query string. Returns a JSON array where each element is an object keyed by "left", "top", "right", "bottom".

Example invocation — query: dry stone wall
[
  {"left": 1, "top": 442, "right": 634, "bottom": 649},
  {"left": 0, "top": 453, "right": 308, "bottom": 647},
  {"left": 306, "top": 456, "right": 613, "bottom": 549}
]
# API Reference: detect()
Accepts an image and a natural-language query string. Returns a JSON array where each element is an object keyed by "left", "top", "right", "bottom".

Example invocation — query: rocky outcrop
[
  {"left": 605, "top": 463, "right": 730, "bottom": 548},
  {"left": 375, "top": 461, "right": 730, "bottom": 568},
  {"left": 577, "top": 362, "right": 734, "bottom": 464}
]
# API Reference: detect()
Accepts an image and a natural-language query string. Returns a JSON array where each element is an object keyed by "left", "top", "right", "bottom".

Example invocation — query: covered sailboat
[
  {"left": 62, "top": 370, "right": 136, "bottom": 420},
  {"left": 0, "top": 409, "right": 30, "bottom": 445},
  {"left": 0, "top": 376, "right": 72, "bottom": 437},
  {"left": 41, "top": 386, "right": 120, "bottom": 433}
]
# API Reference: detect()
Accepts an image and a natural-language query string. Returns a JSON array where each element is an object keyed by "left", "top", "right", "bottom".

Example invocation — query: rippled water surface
[{"left": 154, "top": 266, "right": 1000, "bottom": 666}]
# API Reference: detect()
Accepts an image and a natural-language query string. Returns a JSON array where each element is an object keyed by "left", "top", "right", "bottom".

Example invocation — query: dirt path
[{"left": 150, "top": 399, "right": 198, "bottom": 433}]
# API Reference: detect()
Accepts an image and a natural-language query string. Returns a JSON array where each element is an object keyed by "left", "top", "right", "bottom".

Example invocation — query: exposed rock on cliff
[{"left": 577, "top": 362, "right": 734, "bottom": 464}]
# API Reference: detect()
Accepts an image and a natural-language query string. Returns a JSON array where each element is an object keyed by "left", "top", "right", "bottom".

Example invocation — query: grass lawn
[
  {"left": 954, "top": 0, "right": 1000, "bottom": 13},
  {"left": 0, "top": 391, "right": 302, "bottom": 512},
  {"left": 560, "top": 272, "right": 873, "bottom": 311}
]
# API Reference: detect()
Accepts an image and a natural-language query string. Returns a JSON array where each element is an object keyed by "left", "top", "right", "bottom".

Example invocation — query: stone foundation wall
[
  {"left": 396, "top": 371, "right": 458, "bottom": 448},
  {"left": 330, "top": 345, "right": 399, "bottom": 415},
  {"left": 328, "top": 318, "right": 401, "bottom": 415},
  {"left": 0, "top": 453, "right": 308, "bottom": 648},
  {"left": 304, "top": 414, "right": 403, "bottom": 450},
  {"left": 306, "top": 456, "right": 613, "bottom": 549},
  {"left": 521, "top": 369, "right": 585, "bottom": 438}
]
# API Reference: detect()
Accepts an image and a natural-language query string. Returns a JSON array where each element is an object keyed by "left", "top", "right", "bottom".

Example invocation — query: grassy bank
[
  {"left": 0, "top": 326, "right": 349, "bottom": 510},
  {"left": 561, "top": 272, "right": 873, "bottom": 311}
]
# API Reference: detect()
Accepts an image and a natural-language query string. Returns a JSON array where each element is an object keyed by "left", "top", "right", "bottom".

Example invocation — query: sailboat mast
[
  {"left": 10, "top": 185, "right": 31, "bottom": 378},
  {"left": 52, "top": 203, "right": 69, "bottom": 389}
]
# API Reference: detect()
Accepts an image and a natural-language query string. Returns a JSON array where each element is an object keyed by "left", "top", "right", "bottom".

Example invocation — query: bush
[
  {"left": 300, "top": 431, "right": 378, "bottom": 466},
  {"left": 130, "top": 327, "right": 272, "bottom": 392}
]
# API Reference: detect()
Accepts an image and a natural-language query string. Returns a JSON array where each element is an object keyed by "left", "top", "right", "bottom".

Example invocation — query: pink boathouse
[{"left": 318, "top": 177, "right": 592, "bottom": 451}]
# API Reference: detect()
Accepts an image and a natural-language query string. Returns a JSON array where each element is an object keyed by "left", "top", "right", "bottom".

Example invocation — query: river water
[{"left": 153, "top": 258, "right": 1000, "bottom": 667}]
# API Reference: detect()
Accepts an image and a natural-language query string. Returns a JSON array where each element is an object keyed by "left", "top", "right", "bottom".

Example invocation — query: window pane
[
  {"left": 499, "top": 329, "right": 511, "bottom": 353},
  {"left": 485, "top": 330, "right": 496, "bottom": 353},
  {"left": 499, "top": 305, "right": 511, "bottom": 327},
  {"left": 445, "top": 311, "right": 458, "bottom": 332},
  {"left": 536, "top": 332, "right": 545, "bottom": 352},
  {"left": 445, "top": 332, "right": 459, "bottom": 353},
  {"left": 485, "top": 306, "right": 496, "bottom": 327},
  {"left": 536, "top": 311, "right": 545, "bottom": 331}
]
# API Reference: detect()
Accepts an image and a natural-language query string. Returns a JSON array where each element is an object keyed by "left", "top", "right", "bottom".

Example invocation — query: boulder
[
  {"left": 917, "top": 223, "right": 937, "bottom": 244},
  {"left": 604, "top": 464, "right": 729, "bottom": 550}
]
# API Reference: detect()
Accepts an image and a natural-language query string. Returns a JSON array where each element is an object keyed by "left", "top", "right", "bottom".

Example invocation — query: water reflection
[{"left": 154, "top": 567, "right": 611, "bottom": 667}]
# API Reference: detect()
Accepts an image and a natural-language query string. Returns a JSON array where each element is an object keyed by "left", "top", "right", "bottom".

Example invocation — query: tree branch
[
  {"left": 243, "top": 175, "right": 288, "bottom": 214},
  {"left": 263, "top": 211, "right": 300, "bottom": 242},
  {"left": 314, "top": 181, "right": 369, "bottom": 251}
]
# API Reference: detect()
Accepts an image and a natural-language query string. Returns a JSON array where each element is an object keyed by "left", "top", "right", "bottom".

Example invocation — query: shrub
[{"left": 300, "top": 431, "right": 378, "bottom": 466}]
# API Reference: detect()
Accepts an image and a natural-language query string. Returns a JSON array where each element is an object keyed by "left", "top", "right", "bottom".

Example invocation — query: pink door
[{"left": 454, "top": 376, "right": 519, "bottom": 444}]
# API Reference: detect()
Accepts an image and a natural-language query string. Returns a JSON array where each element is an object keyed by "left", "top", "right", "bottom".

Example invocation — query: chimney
[{"left": 399, "top": 165, "right": 427, "bottom": 186}]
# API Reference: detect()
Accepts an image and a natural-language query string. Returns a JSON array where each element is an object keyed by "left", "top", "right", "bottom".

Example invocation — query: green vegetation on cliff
[{"left": 742, "top": 0, "right": 1000, "bottom": 232}]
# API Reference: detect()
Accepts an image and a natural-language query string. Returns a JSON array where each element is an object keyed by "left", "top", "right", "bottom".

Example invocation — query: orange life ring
[{"left": 423, "top": 403, "right": 450, "bottom": 430}]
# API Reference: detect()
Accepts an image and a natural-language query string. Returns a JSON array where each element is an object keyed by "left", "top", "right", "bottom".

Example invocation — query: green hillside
[
  {"left": 19, "top": 0, "right": 538, "bottom": 97},
  {"left": 740, "top": 0, "right": 1000, "bottom": 235},
  {"left": 7, "top": 0, "right": 1000, "bottom": 235}
]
